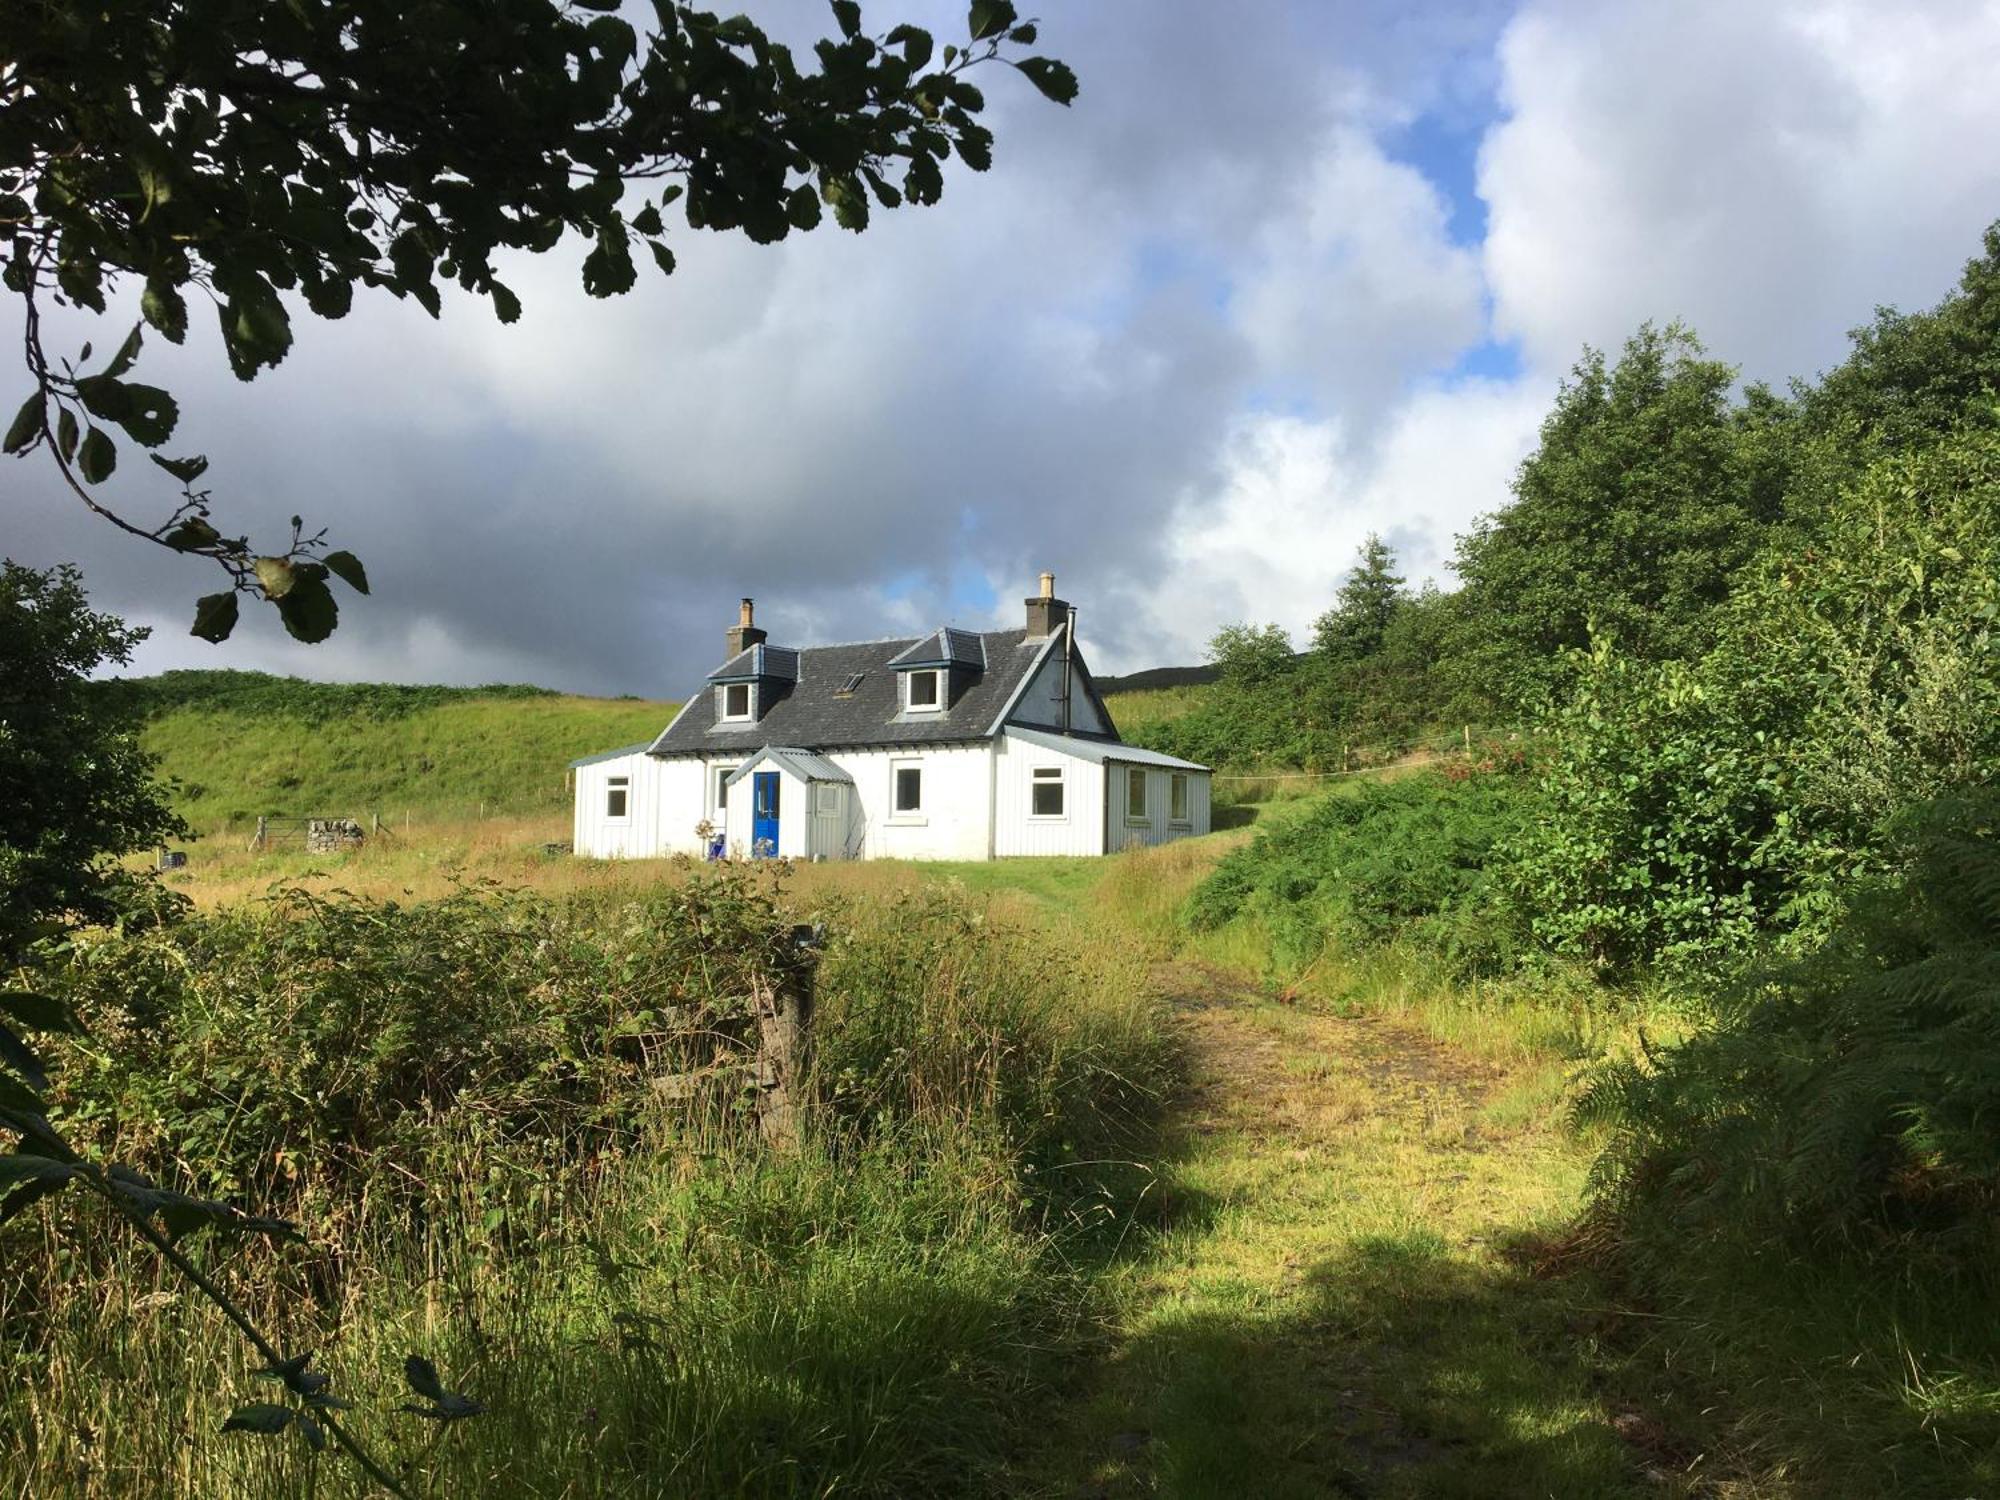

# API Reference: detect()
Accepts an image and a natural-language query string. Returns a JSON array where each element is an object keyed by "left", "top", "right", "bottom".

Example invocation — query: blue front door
[{"left": 752, "top": 772, "right": 780, "bottom": 857}]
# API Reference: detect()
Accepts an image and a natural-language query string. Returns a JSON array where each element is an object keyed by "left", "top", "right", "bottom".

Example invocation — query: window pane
[
  {"left": 715, "top": 767, "right": 734, "bottom": 808},
  {"left": 724, "top": 683, "right": 750, "bottom": 717},
  {"left": 1127, "top": 768, "right": 1147, "bottom": 818},
  {"left": 908, "top": 671, "right": 939, "bottom": 707},
  {"left": 895, "top": 766, "right": 922, "bottom": 812},
  {"left": 1171, "top": 774, "right": 1189, "bottom": 821},
  {"left": 1031, "top": 769, "right": 1064, "bottom": 816},
  {"left": 606, "top": 779, "right": 628, "bottom": 818}
]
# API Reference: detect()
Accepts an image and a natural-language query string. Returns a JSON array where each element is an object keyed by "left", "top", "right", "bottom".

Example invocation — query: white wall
[
  {"left": 828, "top": 743, "right": 994, "bottom": 861},
  {"left": 1106, "top": 761, "right": 1213, "bottom": 851},
  {"left": 993, "top": 731, "right": 1107, "bottom": 856},
  {"left": 1007, "top": 634, "right": 1110, "bottom": 735},
  {"left": 573, "top": 753, "right": 704, "bottom": 859}
]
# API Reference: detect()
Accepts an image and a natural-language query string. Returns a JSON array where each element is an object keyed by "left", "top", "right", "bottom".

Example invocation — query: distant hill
[
  {"left": 1094, "top": 663, "right": 1220, "bottom": 694},
  {"left": 98, "top": 671, "right": 677, "bottom": 829}
]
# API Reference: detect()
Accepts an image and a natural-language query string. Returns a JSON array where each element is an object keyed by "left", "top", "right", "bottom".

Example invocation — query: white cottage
[{"left": 570, "top": 575, "right": 1211, "bottom": 861}]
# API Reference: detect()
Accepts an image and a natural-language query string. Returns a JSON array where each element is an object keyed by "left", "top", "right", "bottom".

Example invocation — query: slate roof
[
  {"left": 649, "top": 627, "right": 1051, "bottom": 757},
  {"left": 706, "top": 643, "right": 800, "bottom": 683},
  {"left": 887, "top": 627, "right": 987, "bottom": 670}
]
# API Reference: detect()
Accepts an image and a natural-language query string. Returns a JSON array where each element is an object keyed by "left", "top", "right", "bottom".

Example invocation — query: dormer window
[
  {"left": 904, "top": 669, "right": 942, "bottom": 713},
  {"left": 718, "top": 681, "right": 755, "bottom": 722}
]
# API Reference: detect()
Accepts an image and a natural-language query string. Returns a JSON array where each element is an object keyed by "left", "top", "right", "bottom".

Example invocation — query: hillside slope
[{"left": 105, "top": 671, "right": 678, "bottom": 829}]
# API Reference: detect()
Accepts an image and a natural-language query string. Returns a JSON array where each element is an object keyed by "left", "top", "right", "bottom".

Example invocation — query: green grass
[
  {"left": 117, "top": 672, "right": 677, "bottom": 829},
  {"left": 1102, "top": 684, "right": 1212, "bottom": 737}
]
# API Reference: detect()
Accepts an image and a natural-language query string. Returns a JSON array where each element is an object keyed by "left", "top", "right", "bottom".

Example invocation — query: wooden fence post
[{"left": 754, "top": 923, "right": 821, "bottom": 1152}]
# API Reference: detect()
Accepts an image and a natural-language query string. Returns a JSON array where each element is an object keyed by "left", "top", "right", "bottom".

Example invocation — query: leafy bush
[
  {"left": 1581, "top": 791, "right": 2000, "bottom": 1249},
  {"left": 7, "top": 875, "right": 1180, "bottom": 1495},
  {"left": 1185, "top": 767, "right": 1535, "bottom": 979},
  {"left": 1515, "top": 408, "right": 2000, "bottom": 971}
]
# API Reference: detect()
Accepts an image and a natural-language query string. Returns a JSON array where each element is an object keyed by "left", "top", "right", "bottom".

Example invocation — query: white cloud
[{"left": 1480, "top": 0, "right": 2000, "bottom": 381}]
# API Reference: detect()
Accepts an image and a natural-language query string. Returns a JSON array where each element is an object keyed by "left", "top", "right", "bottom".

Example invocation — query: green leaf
[
  {"left": 489, "top": 282, "right": 522, "bottom": 324},
  {"left": 404, "top": 1355, "right": 447, "bottom": 1402},
  {"left": 163, "top": 518, "right": 219, "bottom": 551},
  {"left": 3, "top": 393, "right": 42, "bottom": 453},
  {"left": 322, "top": 550, "right": 370, "bottom": 595},
  {"left": 295, "top": 1414, "right": 326, "bottom": 1453},
  {"left": 1008, "top": 22, "right": 1037, "bottom": 44},
  {"left": 0, "top": 1153, "right": 78, "bottom": 1192},
  {"left": 785, "top": 185, "right": 822, "bottom": 231},
  {"left": 0, "top": 1023, "right": 49, "bottom": 1092},
  {"left": 190, "top": 592, "right": 240, "bottom": 643},
  {"left": 968, "top": 0, "right": 1017, "bottom": 41},
  {"left": 57, "top": 407, "right": 78, "bottom": 462},
  {"left": 150, "top": 452, "right": 210, "bottom": 485},
  {"left": 275, "top": 572, "right": 338, "bottom": 643},
  {"left": 647, "top": 240, "right": 676, "bottom": 276},
  {"left": 0, "top": 992, "right": 82, "bottom": 1035},
  {"left": 80, "top": 378, "right": 178, "bottom": 446},
  {"left": 221, "top": 1404, "right": 294, "bottom": 1436},
  {"left": 254, "top": 557, "right": 296, "bottom": 599},
  {"left": 142, "top": 279, "right": 188, "bottom": 343},
  {"left": 582, "top": 219, "right": 636, "bottom": 297},
  {"left": 1013, "top": 57, "right": 1078, "bottom": 104},
  {"left": 0, "top": 1074, "right": 45, "bottom": 1116},
  {"left": 78, "top": 427, "right": 116, "bottom": 483},
  {"left": 630, "top": 202, "right": 664, "bottom": 238},
  {"left": 886, "top": 23, "right": 932, "bottom": 68},
  {"left": 105, "top": 323, "right": 144, "bottom": 379},
  {"left": 831, "top": 0, "right": 861, "bottom": 38}
]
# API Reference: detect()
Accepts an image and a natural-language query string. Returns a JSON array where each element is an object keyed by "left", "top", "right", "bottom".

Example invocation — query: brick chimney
[
  {"left": 1024, "top": 570, "right": 1071, "bottom": 639},
  {"left": 725, "top": 597, "right": 767, "bottom": 658}
]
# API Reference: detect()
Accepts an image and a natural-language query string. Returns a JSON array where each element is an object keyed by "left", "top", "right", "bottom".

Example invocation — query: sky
[{"left": 10, "top": 0, "right": 2000, "bottom": 696}]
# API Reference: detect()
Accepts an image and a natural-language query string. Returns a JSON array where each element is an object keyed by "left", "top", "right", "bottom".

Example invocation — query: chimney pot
[
  {"left": 1024, "top": 572, "right": 1070, "bottom": 638},
  {"left": 725, "top": 595, "right": 768, "bottom": 659}
]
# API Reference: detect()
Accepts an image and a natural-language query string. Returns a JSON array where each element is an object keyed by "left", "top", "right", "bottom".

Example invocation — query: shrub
[
  {"left": 1185, "top": 768, "right": 1535, "bottom": 979},
  {"left": 1580, "top": 790, "right": 2000, "bottom": 1248}
]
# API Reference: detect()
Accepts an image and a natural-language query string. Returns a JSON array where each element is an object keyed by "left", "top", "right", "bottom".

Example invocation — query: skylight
[{"left": 833, "top": 672, "right": 866, "bottom": 697}]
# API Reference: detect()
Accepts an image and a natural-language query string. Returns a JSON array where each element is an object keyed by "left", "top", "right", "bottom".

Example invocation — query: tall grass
[{"left": 1, "top": 872, "right": 1177, "bottom": 1497}]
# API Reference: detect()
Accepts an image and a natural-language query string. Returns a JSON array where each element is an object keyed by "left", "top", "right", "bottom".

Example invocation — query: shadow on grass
[{"left": 1058, "top": 1226, "right": 1643, "bottom": 1500}]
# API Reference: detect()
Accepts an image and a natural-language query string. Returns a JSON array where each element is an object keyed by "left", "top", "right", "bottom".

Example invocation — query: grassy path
[{"left": 1027, "top": 960, "right": 1691, "bottom": 1499}]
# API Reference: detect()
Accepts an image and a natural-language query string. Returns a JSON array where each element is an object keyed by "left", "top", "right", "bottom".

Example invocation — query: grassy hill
[
  {"left": 103, "top": 669, "right": 1213, "bottom": 833},
  {"left": 104, "top": 671, "right": 678, "bottom": 830}
]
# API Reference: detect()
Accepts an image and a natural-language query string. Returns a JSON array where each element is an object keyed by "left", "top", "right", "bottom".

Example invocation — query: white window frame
[
  {"left": 903, "top": 668, "right": 943, "bottom": 714},
  {"left": 890, "top": 758, "right": 925, "bottom": 820},
  {"left": 718, "top": 681, "right": 755, "bottom": 722},
  {"left": 1170, "top": 772, "right": 1191, "bottom": 826},
  {"left": 1124, "top": 766, "right": 1149, "bottom": 824},
  {"left": 712, "top": 763, "right": 739, "bottom": 815},
  {"left": 605, "top": 774, "right": 631, "bottom": 821},
  {"left": 1028, "top": 765, "right": 1066, "bottom": 820},
  {"left": 815, "top": 782, "right": 842, "bottom": 817}
]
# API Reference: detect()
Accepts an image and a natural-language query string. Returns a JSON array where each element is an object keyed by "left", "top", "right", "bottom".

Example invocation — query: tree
[
  {"left": 0, "top": 0, "right": 1074, "bottom": 641},
  {"left": 1448, "top": 322, "right": 1787, "bottom": 711},
  {"left": 0, "top": 561, "right": 186, "bottom": 964},
  {"left": 1207, "top": 622, "right": 1297, "bottom": 689},
  {"left": 1312, "top": 533, "right": 1407, "bottom": 663}
]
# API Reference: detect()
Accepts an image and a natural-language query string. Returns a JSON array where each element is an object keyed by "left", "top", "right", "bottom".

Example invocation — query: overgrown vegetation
[
  {"left": 3, "top": 869, "right": 1175, "bottom": 1495},
  {"left": 1166, "top": 223, "right": 2000, "bottom": 1493}
]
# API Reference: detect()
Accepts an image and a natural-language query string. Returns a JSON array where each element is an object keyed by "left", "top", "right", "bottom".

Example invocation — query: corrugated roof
[
  {"left": 568, "top": 741, "right": 653, "bottom": 769},
  {"left": 652, "top": 628, "right": 1049, "bottom": 756},
  {"left": 1005, "top": 725, "right": 1210, "bottom": 772},
  {"left": 723, "top": 747, "right": 854, "bottom": 786}
]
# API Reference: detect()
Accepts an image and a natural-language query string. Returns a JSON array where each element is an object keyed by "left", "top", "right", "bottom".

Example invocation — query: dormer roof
[
  {"left": 705, "top": 643, "right": 800, "bottom": 684},
  {"left": 887, "top": 627, "right": 987, "bottom": 671}
]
